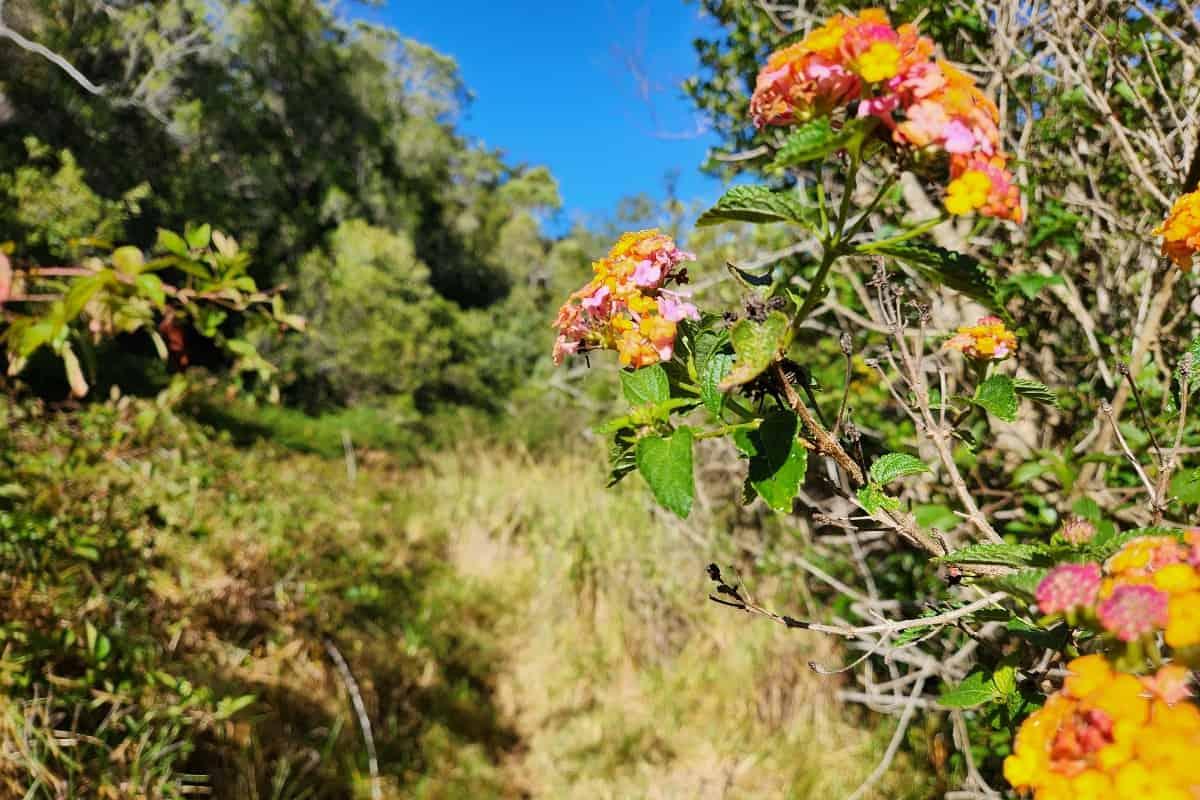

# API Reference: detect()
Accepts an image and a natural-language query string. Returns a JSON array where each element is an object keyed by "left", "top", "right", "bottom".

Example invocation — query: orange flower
[
  {"left": 1155, "top": 189, "right": 1200, "bottom": 271},
  {"left": 943, "top": 315, "right": 1017, "bottom": 360}
]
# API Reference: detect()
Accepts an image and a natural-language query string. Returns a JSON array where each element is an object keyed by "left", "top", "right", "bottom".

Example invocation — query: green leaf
[
  {"left": 112, "top": 245, "right": 145, "bottom": 275},
  {"left": 620, "top": 364, "right": 670, "bottom": 406},
  {"left": 1172, "top": 469, "right": 1200, "bottom": 505},
  {"left": 868, "top": 452, "right": 930, "bottom": 485},
  {"left": 719, "top": 310, "right": 789, "bottom": 390},
  {"left": 1006, "top": 618, "right": 1070, "bottom": 650},
  {"left": 770, "top": 118, "right": 845, "bottom": 168},
  {"left": 62, "top": 273, "right": 108, "bottom": 320},
  {"left": 185, "top": 222, "right": 212, "bottom": 250},
  {"left": 981, "top": 568, "right": 1048, "bottom": 600},
  {"left": 607, "top": 435, "right": 638, "bottom": 487},
  {"left": 699, "top": 352, "right": 733, "bottom": 416},
  {"left": 743, "top": 410, "right": 808, "bottom": 512},
  {"left": 974, "top": 374, "right": 1019, "bottom": 422},
  {"left": 857, "top": 483, "right": 901, "bottom": 514},
  {"left": 864, "top": 241, "right": 999, "bottom": 311},
  {"left": 937, "top": 542, "right": 1042, "bottom": 568},
  {"left": 636, "top": 427, "right": 695, "bottom": 518},
  {"left": 135, "top": 273, "right": 166, "bottom": 307},
  {"left": 939, "top": 669, "right": 1001, "bottom": 709},
  {"left": 1013, "top": 378, "right": 1058, "bottom": 407},
  {"left": 696, "top": 185, "right": 815, "bottom": 228},
  {"left": 156, "top": 228, "right": 189, "bottom": 257}
]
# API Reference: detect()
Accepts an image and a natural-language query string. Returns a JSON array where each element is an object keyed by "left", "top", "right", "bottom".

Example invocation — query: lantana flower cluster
[
  {"left": 1004, "top": 655, "right": 1199, "bottom": 799},
  {"left": 1035, "top": 532, "right": 1200, "bottom": 651},
  {"left": 943, "top": 315, "right": 1017, "bottom": 361},
  {"left": 552, "top": 230, "right": 698, "bottom": 368},
  {"left": 1155, "top": 188, "right": 1200, "bottom": 272},
  {"left": 750, "top": 8, "right": 1021, "bottom": 221}
]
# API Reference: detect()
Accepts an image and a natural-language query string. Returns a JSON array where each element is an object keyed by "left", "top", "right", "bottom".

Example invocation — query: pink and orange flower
[
  {"left": 552, "top": 230, "right": 698, "bottom": 369},
  {"left": 749, "top": 8, "right": 1022, "bottom": 222}
]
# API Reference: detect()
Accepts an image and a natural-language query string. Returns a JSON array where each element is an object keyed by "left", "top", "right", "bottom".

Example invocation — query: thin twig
[{"left": 323, "top": 637, "right": 381, "bottom": 800}]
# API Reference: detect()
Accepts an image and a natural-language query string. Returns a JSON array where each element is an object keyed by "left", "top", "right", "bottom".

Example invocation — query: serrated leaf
[
  {"left": 937, "top": 542, "right": 1041, "bottom": 568},
  {"left": 975, "top": 374, "right": 1019, "bottom": 422},
  {"left": 696, "top": 185, "right": 815, "bottom": 228},
  {"left": 719, "top": 310, "right": 789, "bottom": 390},
  {"left": 857, "top": 483, "right": 901, "bottom": 514},
  {"left": 744, "top": 410, "right": 808, "bottom": 512},
  {"left": 981, "top": 568, "right": 1048, "bottom": 600},
  {"left": 869, "top": 452, "right": 930, "bottom": 485},
  {"left": 636, "top": 427, "right": 695, "bottom": 518},
  {"left": 770, "top": 118, "right": 842, "bottom": 168},
  {"left": 620, "top": 364, "right": 670, "bottom": 406},
  {"left": 939, "top": 668, "right": 1002, "bottom": 709},
  {"left": 700, "top": 352, "right": 733, "bottom": 415},
  {"left": 607, "top": 436, "right": 637, "bottom": 487},
  {"left": 864, "top": 240, "right": 1000, "bottom": 311},
  {"left": 1013, "top": 378, "right": 1058, "bottom": 407}
]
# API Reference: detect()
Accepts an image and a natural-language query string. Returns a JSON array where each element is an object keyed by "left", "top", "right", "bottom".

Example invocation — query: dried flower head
[{"left": 1061, "top": 517, "right": 1097, "bottom": 545}]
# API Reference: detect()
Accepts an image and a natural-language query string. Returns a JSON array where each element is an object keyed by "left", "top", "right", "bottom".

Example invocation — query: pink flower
[
  {"left": 632, "top": 260, "right": 663, "bottom": 288},
  {"left": 580, "top": 284, "right": 611, "bottom": 313},
  {"left": 1096, "top": 585, "right": 1169, "bottom": 641},
  {"left": 1036, "top": 563, "right": 1101, "bottom": 615},
  {"left": 657, "top": 294, "right": 699, "bottom": 323},
  {"left": 552, "top": 335, "right": 579, "bottom": 366},
  {"left": 941, "top": 119, "right": 976, "bottom": 153}
]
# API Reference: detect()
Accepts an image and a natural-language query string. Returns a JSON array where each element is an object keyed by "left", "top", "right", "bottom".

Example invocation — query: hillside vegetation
[{"left": 0, "top": 393, "right": 914, "bottom": 798}]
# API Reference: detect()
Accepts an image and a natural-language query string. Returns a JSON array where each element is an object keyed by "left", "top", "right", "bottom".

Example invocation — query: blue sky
[{"left": 357, "top": 1, "right": 727, "bottom": 228}]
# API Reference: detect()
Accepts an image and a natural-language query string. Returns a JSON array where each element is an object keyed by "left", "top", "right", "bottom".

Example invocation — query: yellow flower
[
  {"left": 1063, "top": 654, "right": 1112, "bottom": 698},
  {"left": 1154, "top": 563, "right": 1200, "bottom": 595},
  {"left": 1154, "top": 189, "right": 1200, "bottom": 271},
  {"left": 943, "top": 315, "right": 1017, "bottom": 361},
  {"left": 854, "top": 42, "right": 902, "bottom": 82},
  {"left": 945, "top": 170, "right": 993, "bottom": 215},
  {"left": 1165, "top": 591, "right": 1200, "bottom": 648}
]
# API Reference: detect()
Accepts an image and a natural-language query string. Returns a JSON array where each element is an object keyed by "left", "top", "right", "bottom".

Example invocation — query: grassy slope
[{"left": 0, "top": 396, "right": 923, "bottom": 799}]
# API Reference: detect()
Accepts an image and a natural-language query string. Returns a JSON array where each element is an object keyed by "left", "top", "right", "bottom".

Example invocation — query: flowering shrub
[{"left": 554, "top": 7, "right": 1200, "bottom": 797}]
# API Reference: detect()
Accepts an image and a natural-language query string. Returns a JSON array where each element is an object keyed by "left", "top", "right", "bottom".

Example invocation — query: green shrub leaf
[
  {"left": 621, "top": 364, "right": 670, "bottom": 406},
  {"left": 696, "top": 185, "right": 815, "bottom": 228},
  {"left": 742, "top": 410, "right": 808, "bottom": 512},
  {"left": 771, "top": 118, "right": 844, "bottom": 168},
  {"left": 1013, "top": 378, "right": 1058, "bottom": 407},
  {"left": 868, "top": 452, "right": 930, "bottom": 485},
  {"left": 974, "top": 374, "right": 1019, "bottom": 422},
  {"left": 719, "top": 310, "right": 789, "bottom": 390},
  {"left": 864, "top": 241, "right": 999, "bottom": 311},
  {"left": 937, "top": 542, "right": 1041, "bottom": 568},
  {"left": 636, "top": 427, "right": 695, "bottom": 518},
  {"left": 857, "top": 483, "right": 901, "bottom": 514}
]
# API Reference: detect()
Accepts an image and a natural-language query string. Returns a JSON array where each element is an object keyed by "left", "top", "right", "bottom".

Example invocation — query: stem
[
  {"left": 694, "top": 419, "right": 762, "bottom": 440},
  {"left": 859, "top": 214, "right": 949, "bottom": 252}
]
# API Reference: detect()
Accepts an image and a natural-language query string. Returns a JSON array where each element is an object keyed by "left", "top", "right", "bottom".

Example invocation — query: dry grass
[{"left": 403, "top": 443, "right": 910, "bottom": 799}]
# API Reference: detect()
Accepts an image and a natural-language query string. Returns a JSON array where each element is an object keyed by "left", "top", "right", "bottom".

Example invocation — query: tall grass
[{"left": 0, "top": 397, "right": 919, "bottom": 798}]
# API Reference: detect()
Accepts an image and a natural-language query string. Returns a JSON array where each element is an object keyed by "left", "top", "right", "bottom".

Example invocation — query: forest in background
[{"left": 3, "top": 0, "right": 1200, "bottom": 797}]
